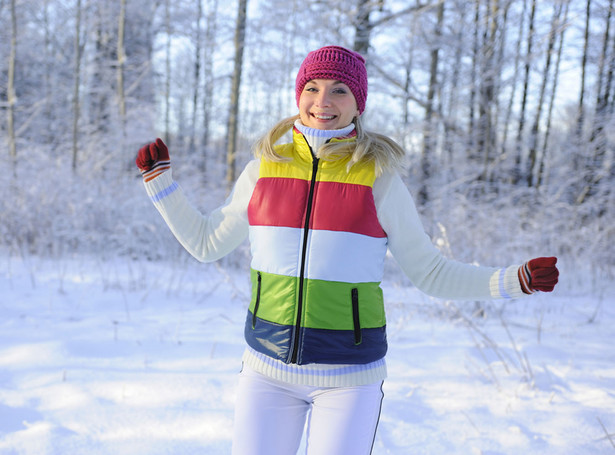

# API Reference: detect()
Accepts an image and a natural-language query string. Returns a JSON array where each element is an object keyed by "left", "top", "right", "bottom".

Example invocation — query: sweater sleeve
[
  {"left": 143, "top": 159, "right": 260, "bottom": 263},
  {"left": 373, "top": 172, "right": 524, "bottom": 300}
]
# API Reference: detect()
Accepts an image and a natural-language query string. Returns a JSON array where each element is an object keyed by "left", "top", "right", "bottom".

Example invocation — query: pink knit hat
[{"left": 295, "top": 45, "right": 368, "bottom": 114}]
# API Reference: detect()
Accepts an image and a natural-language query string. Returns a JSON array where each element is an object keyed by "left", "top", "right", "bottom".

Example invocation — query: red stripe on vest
[{"left": 248, "top": 177, "right": 386, "bottom": 238}]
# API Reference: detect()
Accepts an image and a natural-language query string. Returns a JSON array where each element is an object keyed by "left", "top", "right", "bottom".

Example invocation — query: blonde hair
[{"left": 253, "top": 114, "right": 406, "bottom": 176}]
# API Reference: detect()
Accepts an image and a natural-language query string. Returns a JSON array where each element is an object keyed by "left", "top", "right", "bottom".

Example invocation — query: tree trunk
[
  {"left": 488, "top": 0, "right": 510, "bottom": 184},
  {"left": 419, "top": 1, "right": 444, "bottom": 205},
  {"left": 604, "top": 0, "right": 615, "bottom": 114},
  {"left": 443, "top": 2, "right": 465, "bottom": 166},
  {"left": 576, "top": 0, "right": 591, "bottom": 140},
  {"left": 513, "top": 0, "right": 536, "bottom": 185},
  {"left": 189, "top": 0, "right": 202, "bottom": 156},
  {"left": 202, "top": 0, "right": 218, "bottom": 174},
  {"left": 537, "top": 0, "right": 570, "bottom": 189},
  {"left": 117, "top": 0, "right": 127, "bottom": 121},
  {"left": 7, "top": 0, "right": 17, "bottom": 166},
  {"left": 164, "top": 0, "right": 171, "bottom": 143},
  {"left": 72, "top": 0, "right": 83, "bottom": 172},
  {"left": 468, "top": 0, "right": 480, "bottom": 159},
  {"left": 501, "top": 0, "right": 526, "bottom": 177},
  {"left": 478, "top": 0, "right": 499, "bottom": 183},
  {"left": 43, "top": 0, "right": 53, "bottom": 145},
  {"left": 527, "top": 1, "right": 561, "bottom": 187},
  {"left": 225, "top": 0, "right": 248, "bottom": 188},
  {"left": 578, "top": 0, "right": 612, "bottom": 204},
  {"left": 354, "top": 0, "right": 371, "bottom": 55}
]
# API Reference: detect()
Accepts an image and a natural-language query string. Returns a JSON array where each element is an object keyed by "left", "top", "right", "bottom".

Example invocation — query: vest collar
[{"left": 292, "top": 125, "right": 357, "bottom": 160}]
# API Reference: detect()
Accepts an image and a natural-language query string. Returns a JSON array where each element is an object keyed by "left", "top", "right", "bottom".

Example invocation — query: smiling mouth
[{"left": 312, "top": 113, "right": 336, "bottom": 120}]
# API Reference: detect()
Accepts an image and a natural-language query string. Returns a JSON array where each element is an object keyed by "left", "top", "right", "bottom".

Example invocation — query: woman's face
[{"left": 298, "top": 79, "right": 359, "bottom": 130}]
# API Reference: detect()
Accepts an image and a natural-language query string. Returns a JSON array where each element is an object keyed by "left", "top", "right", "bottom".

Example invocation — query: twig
[
  {"left": 467, "top": 328, "right": 501, "bottom": 389},
  {"left": 500, "top": 315, "right": 533, "bottom": 381},
  {"left": 462, "top": 411, "right": 481, "bottom": 436},
  {"left": 597, "top": 417, "right": 615, "bottom": 449},
  {"left": 536, "top": 310, "right": 543, "bottom": 344}
]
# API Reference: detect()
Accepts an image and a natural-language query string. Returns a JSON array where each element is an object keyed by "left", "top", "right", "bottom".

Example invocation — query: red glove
[
  {"left": 136, "top": 138, "right": 171, "bottom": 182},
  {"left": 136, "top": 138, "right": 170, "bottom": 171},
  {"left": 519, "top": 257, "right": 559, "bottom": 294}
]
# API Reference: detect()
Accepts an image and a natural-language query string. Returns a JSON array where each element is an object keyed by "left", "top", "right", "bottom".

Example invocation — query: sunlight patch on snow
[{"left": 0, "top": 343, "right": 64, "bottom": 369}]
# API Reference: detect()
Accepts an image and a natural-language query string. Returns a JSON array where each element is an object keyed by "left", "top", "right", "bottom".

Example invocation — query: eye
[
  {"left": 332, "top": 87, "right": 348, "bottom": 95},
  {"left": 305, "top": 86, "right": 318, "bottom": 93}
]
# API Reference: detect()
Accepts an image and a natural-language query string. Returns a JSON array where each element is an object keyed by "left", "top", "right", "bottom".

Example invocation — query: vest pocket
[
  {"left": 351, "top": 288, "right": 362, "bottom": 345},
  {"left": 252, "top": 272, "right": 262, "bottom": 329}
]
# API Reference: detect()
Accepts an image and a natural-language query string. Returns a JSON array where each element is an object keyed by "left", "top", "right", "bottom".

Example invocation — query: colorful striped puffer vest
[{"left": 245, "top": 129, "right": 388, "bottom": 365}]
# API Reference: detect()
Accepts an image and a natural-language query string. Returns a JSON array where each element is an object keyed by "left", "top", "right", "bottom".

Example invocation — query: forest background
[{"left": 0, "top": 0, "right": 613, "bottom": 288}]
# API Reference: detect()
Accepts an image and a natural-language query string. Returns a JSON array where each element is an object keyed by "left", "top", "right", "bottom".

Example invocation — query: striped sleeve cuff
[
  {"left": 143, "top": 168, "right": 179, "bottom": 205},
  {"left": 518, "top": 262, "right": 533, "bottom": 294},
  {"left": 141, "top": 160, "right": 171, "bottom": 183},
  {"left": 489, "top": 265, "right": 526, "bottom": 299}
]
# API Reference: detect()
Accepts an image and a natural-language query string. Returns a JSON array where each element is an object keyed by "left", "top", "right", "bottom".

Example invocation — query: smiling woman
[{"left": 135, "top": 44, "right": 559, "bottom": 455}]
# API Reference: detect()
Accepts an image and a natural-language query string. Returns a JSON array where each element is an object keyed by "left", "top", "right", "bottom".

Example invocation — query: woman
[{"left": 136, "top": 45, "right": 559, "bottom": 455}]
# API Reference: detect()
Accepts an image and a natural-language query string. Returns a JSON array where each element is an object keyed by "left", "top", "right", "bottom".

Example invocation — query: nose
[{"left": 315, "top": 91, "right": 331, "bottom": 107}]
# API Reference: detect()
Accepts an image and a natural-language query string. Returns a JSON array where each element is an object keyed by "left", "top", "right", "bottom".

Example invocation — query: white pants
[{"left": 231, "top": 364, "right": 384, "bottom": 455}]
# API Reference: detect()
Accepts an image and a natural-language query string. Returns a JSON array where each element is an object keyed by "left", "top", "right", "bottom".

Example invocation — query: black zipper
[
  {"left": 252, "top": 271, "right": 262, "bottom": 329},
  {"left": 289, "top": 154, "right": 320, "bottom": 364},
  {"left": 351, "top": 288, "right": 362, "bottom": 345}
]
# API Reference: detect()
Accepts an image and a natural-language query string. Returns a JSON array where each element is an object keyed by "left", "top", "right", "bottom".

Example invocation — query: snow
[{"left": 1, "top": 254, "right": 614, "bottom": 454}]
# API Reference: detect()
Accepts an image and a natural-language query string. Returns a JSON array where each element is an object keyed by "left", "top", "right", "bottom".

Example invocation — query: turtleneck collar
[{"left": 294, "top": 119, "right": 355, "bottom": 155}]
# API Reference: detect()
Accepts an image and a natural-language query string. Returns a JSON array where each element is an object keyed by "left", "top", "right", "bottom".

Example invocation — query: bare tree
[
  {"left": 527, "top": 1, "right": 563, "bottom": 187},
  {"left": 500, "top": 0, "right": 527, "bottom": 172},
  {"left": 117, "top": 0, "right": 127, "bottom": 121},
  {"left": 225, "top": 0, "right": 248, "bottom": 187},
  {"left": 353, "top": 0, "right": 432, "bottom": 55},
  {"left": 419, "top": 1, "right": 444, "bottom": 204},
  {"left": 477, "top": 0, "right": 500, "bottom": 183},
  {"left": 7, "top": 0, "right": 16, "bottom": 166},
  {"left": 189, "top": 0, "right": 203, "bottom": 156},
  {"left": 578, "top": 0, "right": 613, "bottom": 204},
  {"left": 576, "top": 0, "right": 592, "bottom": 140},
  {"left": 513, "top": 0, "right": 536, "bottom": 185},
  {"left": 537, "top": 0, "right": 570, "bottom": 189},
  {"left": 353, "top": 0, "right": 373, "bottom": 55},
  {"left": 164, "top": 0, "right": 171, "bottom": 143},
  {"left": 468, "top": 0, "right": 480, "bottom": 159},
  {"left": 202, "top": 0, "right": 218, "bottom": 174},
  {"left": 72, "top": 0, "right": 83, "bottom": 172}
]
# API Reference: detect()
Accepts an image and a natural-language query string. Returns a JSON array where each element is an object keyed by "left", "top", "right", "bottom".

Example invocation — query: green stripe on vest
[{"left": 249, "top": 269, "right": 386, "bottom": 330}]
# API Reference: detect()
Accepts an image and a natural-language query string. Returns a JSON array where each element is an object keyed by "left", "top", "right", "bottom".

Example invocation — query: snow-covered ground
[{"left": 0, "top": 254, "right": 613, "bottom": 454}]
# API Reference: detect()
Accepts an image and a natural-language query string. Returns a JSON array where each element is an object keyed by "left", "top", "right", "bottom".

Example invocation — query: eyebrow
[{"left": 306, "top": 80, "right": 347, "bottom": 86}]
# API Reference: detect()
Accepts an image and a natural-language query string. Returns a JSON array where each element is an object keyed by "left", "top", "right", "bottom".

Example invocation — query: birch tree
[
  {"left": 7, "top": 0, "right": 16, "bottom": 165},
  {"left": 163, "top": 0, "right": 171, "bottom": 143},
  {"left": 501, "top": 0, "right": 526, "bottom": 171},
  {"left": 72, "top": 0, "right": 83, "bottom": 172},
  {"left": 513, "top": 0, "right": 536, "bottom": 185},
  {"left": 189, "top": 0, "right": 202, "bottom": 155},
  {"left": 117, "top": 0, "right": 127, "bottom": 121},
  {"left": 578, "top": 0, "right": 613, "bottom": 204},
  {"left": 202, "top": 0, "right": 218, "bottom": 173},
  {"left": 576, "top": 0, "right": 591, "bottom": 140},
  {"left": 537, "top": 0, "right": 570, "bottom": 189},
  {"left": 225, "top": 0, "right": 248, "bottom": 187},
  {"left": 527, "top": 1, "right": 562, "bottom": 187},
  {"left": 477, "top": 0, "right": 500, "bottom": 182},
  {"left": 419, "top": 1, "right": 444, "bottom": 204}
]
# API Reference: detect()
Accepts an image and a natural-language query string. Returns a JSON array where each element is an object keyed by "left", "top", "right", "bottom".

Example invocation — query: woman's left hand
[{"left": 519, "top": 257, "right": 559, "bottom": 294}]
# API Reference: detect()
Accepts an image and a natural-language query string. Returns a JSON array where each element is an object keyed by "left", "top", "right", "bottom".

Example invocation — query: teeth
[{"left": 314, "top": 114, "right": 335, "bottom": 120}]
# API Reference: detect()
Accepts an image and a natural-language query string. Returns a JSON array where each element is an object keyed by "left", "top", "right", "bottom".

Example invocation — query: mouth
[{"left": 311, "top": 113, "right": 337, "bottom": 121}]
